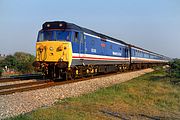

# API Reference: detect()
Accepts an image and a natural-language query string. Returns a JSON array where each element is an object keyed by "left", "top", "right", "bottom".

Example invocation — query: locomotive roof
[
  {"left": 42, "top": 21, "right": 169, "bottom": 59},
  {"left": 43, "top": 21, "right": 129, "bottom": 45}
]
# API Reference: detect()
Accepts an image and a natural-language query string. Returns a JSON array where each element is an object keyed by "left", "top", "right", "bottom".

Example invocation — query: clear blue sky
[{"left": 0, "top": 0, "right": 180, "bottom": 58}]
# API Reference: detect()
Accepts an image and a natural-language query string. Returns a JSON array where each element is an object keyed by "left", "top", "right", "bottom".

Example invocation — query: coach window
[
  {"left": 137, "top": 50, "right": 138, "bottom": 56},
  {"left": 142, "top": 52, "right": 144, "bottom": 57}
]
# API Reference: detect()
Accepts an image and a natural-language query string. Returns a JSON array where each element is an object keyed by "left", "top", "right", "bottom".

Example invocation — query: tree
[
  {"left": 14, "top": 52, "right": 35, "bottom": 73},
  {"left": 0, "top": 52, "right": 35, "bottom": 74},
  {"left": 0, "top": 55, "right": 17, "bottom": 69}
]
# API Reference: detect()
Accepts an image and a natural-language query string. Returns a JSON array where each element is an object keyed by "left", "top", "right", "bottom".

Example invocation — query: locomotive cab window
[
  {"left": 37, "top": 30, "right": 70, "bottom": 42},
  {"left": 56, "top": 31, "right": 70, "bottom": 41}
]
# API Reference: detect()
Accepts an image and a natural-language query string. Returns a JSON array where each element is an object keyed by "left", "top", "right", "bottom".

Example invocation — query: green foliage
[
  {"left": 14, "top": 52, "right": 35, "bottom": 73},
  {"left": 170, "top": 58, "right": 180, "bottom": 78},
  {"left": 0, "top": 67, "right": 3, "bottom": 77},
  {"left": 0, "top": 52, "right": 35, "bottom": 74},
  {"left": 0, "top": 55, "right": 17, "bottom": 69}
]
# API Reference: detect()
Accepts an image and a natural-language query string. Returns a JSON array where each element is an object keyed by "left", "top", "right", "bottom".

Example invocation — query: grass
[{"left": 6, "top": 68, "right": 180, "bottom": 120}]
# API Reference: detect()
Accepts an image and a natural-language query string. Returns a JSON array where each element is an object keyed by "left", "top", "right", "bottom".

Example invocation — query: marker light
[
  {"left": 57, "top": 45, "right": 63, "bottom": 51},
  {"left": 59, "top": 24, "right": 63, "bottom": 27},
  {"left": 47, "top": 24, "right": 50, "bottom": 27},
  {"left": 38, "top": 45, "right": 44, "bottom": 52}
]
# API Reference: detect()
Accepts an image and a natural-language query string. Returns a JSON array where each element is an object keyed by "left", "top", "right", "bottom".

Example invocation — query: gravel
[{"left": 0, "top": 68, "right": 153, "bottom": 119}]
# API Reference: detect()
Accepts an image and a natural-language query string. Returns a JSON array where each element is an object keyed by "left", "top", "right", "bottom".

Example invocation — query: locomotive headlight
[
  {"left": 49, "top": 47, "right": 53, "bottom": 51},
  {"left": 47, "top": 24, "right": 50, "bottom": 27},
  {"left": 57, "top": 45, "right": 63, "bottom": 51},
  {"left": 59, "top": 24, "right": 63, "bottom": 27},
  {"left": 38, "top": 45, "right": 44, "bottom": 52}
]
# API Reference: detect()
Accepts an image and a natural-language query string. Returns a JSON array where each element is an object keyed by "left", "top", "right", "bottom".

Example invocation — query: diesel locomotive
[{"left": 33, "top": 21, "right": 169, "bottom": 79}]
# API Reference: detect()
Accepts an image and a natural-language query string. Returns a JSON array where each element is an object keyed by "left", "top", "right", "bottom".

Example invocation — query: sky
[{"left": 0, "top": 0, "right": 180, "bottom": 58}]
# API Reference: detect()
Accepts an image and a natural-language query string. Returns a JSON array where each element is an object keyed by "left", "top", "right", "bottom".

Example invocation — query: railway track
[
  {"left": 0, "top": 80, "right": 52, "bottom": 91},
  {"left": 0, "top": 69, "right": 142, "bottom": 96},
  {"left": 0, "top": 74, "right": 42, "bottom": 83},
  {"left": 0, "top": 78, "right": 23, "bottom": 83},
  {"left": 0, "top": 81, "right": 53, "bottom": 95},
  {"left": 0, "top": 76, "right": 90, "bottom": 95}
]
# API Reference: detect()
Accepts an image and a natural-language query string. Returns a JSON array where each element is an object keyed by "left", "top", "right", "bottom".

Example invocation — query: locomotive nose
[
  {"left": 38, "top": 45, "right": 44, "bottom": 52},
  {"left": 57, "top": 45, "right": 63, "bottom": 51},
  {"left": 35, "top": 41, "right": 72, "bottom": 67}
]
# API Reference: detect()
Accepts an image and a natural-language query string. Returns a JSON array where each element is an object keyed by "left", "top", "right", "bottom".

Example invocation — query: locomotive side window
[
  {"left": 80, "top": 33, "right": 84, "bottom": 43},
  {"left": 84, "top": 35, "right": 86, "bottom": 39},
  {"left": 74, "top": 32, "right": 79, "bottom": 42},
  {"left": 38, "top": 32, "right": 44, "bottom": 41},
  {"left": 110, "top": 45, "right": 112, "bottom": 49}
]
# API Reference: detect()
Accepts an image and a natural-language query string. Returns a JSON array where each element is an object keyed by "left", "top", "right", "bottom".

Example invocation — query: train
[{"left": 33, "top": 21, "right": 169, "bottom": 79}]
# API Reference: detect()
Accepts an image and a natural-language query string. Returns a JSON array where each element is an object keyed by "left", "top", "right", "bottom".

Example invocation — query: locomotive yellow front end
[
  {"left": 34, "top": 41, "right": 72, "bottom": 78},
  {"left": 33, "top": 21, "right": 73, "bottom": 79},
  {"left": 36, "top": 41, "right": 72, "bottom": 66}
]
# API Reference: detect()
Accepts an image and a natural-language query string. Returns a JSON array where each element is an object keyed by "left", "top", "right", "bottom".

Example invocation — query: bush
[
  {"left": 169, "top": 58, "right": 180, "bottom": 78},
  {"left": 0, "top": 68, "right": 3, "bottom": 77}
]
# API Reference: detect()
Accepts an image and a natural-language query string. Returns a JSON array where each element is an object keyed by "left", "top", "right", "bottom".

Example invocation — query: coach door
[
  {"left": 125, "top": 48, "right": 129, "bottom": 58},
  {"left": 79, "top": 32, "right": 85, "bottom": 58}
]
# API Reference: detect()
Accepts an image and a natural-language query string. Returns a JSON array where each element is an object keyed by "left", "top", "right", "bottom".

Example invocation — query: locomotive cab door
[
  {"left": 72, "top": 31, "right": 80, "bottom": 54},
  {"left": 72, "top": 31, "right": 85, "bottom": 58},
  {"left": 79, "top": 32, "right": 85, "bottom": 58}
]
